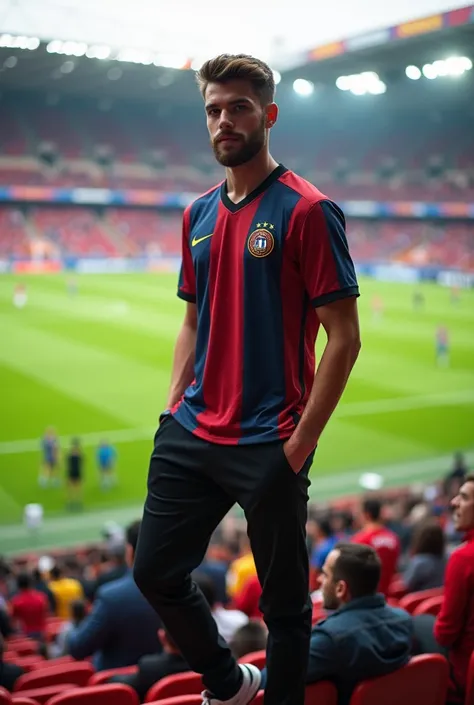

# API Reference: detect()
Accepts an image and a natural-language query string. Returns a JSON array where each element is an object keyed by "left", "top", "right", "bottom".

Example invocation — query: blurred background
[{"left": 0, "top": 0, "right": 473, "bottom": 558}]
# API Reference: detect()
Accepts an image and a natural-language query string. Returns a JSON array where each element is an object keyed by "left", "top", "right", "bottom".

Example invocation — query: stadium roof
[{"left": 0, "top": 0, "right": 471, "bottom": 67}]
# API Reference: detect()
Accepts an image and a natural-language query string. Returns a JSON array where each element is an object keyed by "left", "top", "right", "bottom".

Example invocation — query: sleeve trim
[
  {"left": 311, "top": 286, "right": 360, "bottom": 308},
  {"left": 177, "top": 290, "right": 197, "bottom": 303}
]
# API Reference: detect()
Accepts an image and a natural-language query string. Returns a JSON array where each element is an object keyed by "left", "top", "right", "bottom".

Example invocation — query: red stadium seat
[
  {"left": 11, "top": 698, "right": 40, "bottom": 705},
  {"left": 238, "top": 651, "right": 266, "bottom": 669},
  {"left": 465, "top": 650, "right": 474, "bottom": 705},
  {"left": 14, "top": 662, "right": 94, "bottom": 692},
  {"left": 387, "top": 579, "right": 407, "bottom": 601},
  {"left": 145, "top": 672, "right": 203, "bottom": 702},
  {"left": 399, "top": 587, "right": 444, "bottom": 614},
  {"left": 46, "top": 684, "right": 139, "bottom": 705},
  {"left": 0, "top": 686, "right": 10, "bottom": 704},
  {"left": 5, "top": 640, "right": 38, "bottom": 657},
  {"left": 305, "top": 682, "right": 338, "bottom": 705},
  {"left": 88, "top": 665, "right": 138, "bottom": 686},
  {"left": 412, "top": 595, "right": 444, "bottom": 617},
  {"left": 348, "top": 654, "right": 449, "bottom": 705},
  {"left": 146, "top": 696, "right": 202, "bottom": 705},
  {"left": 30, "top": 656, "right": 74, "bottom": 670},
  {"left": 3, "top": 656, "right": 45, "bottom": 671},
  {"left": 13, "top": 684, "right": 77, "bottom": 704}
]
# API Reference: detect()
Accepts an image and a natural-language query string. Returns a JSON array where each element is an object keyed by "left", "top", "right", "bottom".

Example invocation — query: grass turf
[{"left": 0, "top": 273, "right": 473, "bottom": 540}]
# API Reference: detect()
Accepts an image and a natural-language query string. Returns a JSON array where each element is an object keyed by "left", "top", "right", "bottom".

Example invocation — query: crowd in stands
[
  {"left": 1, "top": 205, "right": 473, "bottom": 270},
  {"left": 0, "top": 454, "right": 473, "bottom": 704}
]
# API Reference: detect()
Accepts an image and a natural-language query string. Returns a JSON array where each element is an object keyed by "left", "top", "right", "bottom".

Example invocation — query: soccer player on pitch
[{"left": 134, "top": 55, "right": 361, "bottom": 705}]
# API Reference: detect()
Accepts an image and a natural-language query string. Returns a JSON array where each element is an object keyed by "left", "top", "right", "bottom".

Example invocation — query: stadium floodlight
[
  {"left": 405, "top": 65, "right": 421, "bottom": 80},
  {"left": 422, "top": 63, "right": 437, "bottom": 79},
  {"left": 336, "top": 76, "right": 351, "bottom": 90},
  {"left": 0, "top": 33, "right": 39, "bottom": 50},
  {"left": 273, "top": 70, "right": 281, "bottom": 85},
  {"left": 293, "top": 78, "right": 314, "bottom": 96},
  {"left": 46, "top": 40, "right": 63, "bottom": 54},
  {"left": 153, "top": 54, "right": 189, "bottom": 69},
  {"left": 85, "top": 45, "right": 111, "bottom": 60},
  {"left": 368, "top": 80, "right": 387, "bottom": 95},
  {"left": 445, "top": 56, "right": 471, "bottom": 76}
]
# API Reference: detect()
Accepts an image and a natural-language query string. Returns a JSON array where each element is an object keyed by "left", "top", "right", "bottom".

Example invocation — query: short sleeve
[
  {"left": 177, "top": 207, "right": 196, "bottom": 303},
  {"left": 300, "top": 200, "right": 359, "bottom": 308}
]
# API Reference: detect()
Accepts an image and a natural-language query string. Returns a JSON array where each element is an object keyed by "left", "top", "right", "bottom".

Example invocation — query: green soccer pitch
[{"left": 0, "top": 273, "right": 473, "bottom": 554}]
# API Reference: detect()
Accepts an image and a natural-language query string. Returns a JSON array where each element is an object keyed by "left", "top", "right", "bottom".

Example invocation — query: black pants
[{"left": 134, "top": 416, "right": 313, "bottom": 705}]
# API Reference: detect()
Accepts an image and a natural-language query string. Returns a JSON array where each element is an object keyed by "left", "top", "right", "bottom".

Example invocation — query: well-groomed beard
[{"left": 212, "top": 118, "right": 266, "bottom": 167}]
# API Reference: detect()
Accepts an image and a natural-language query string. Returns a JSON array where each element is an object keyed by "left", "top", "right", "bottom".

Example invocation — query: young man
[
  {"left": 434, "top": 475, "right": 474, "bottom": 703},
  {"left": 261, "top": 544, "right": 412, "bottom": 705},
  {"left": 134, "top": 54, "right": 361, "bottom": 705},
  {"left": 351, "top": 498, "right": 400, "bottom": 595},
  {"left": 39, "top": 427, "right": 60, "bottom": 487}
]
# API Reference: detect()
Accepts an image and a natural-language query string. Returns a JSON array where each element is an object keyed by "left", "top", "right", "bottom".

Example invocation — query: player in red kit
[{"left": 134, "top": 54, "right": 361, "bottom": 705}]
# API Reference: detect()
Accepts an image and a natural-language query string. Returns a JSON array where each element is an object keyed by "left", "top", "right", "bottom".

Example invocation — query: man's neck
[
  {"left": 364, "top": 521, "right": 383, "bottom": 532},
  {"left": 225, "top": 151, "right": 279, "bottom": 205}
]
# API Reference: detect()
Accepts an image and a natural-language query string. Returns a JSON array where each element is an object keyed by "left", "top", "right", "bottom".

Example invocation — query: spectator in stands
[
  {"left": 402, "top": 518, "right": 446, "bottom": 592},
  {"left": 0, "top": 633, "right": 24, "bottom": 692},
  {"left": 48, "top": 564, "right": 84, "bottom": 619},
  {"left": 234, "top": 575, "right": 262, "bottom": 620},
  {"left": 50, "top": 598, "right": 87, "bottom": 658},
  {"left": 90, "top": 544, "right": 128, "bottom": 598},
  {"left": 229, "top": 621, "right": 267, "bottom": 660},
  {"left": 261, "top": 543, "right": 412, "bottom": 705},
  {"left": 310, "top": 515, "right": 339, "bottom": 580},
  {"left": 32, "top": 567, "right": 56, "bottom": 613},
  {"left": 351, "top": 498, "right": 400, "bottom": 594},
  {"left": 110, "top": 627, "right": 188, "bottom": 702},
  {"left": 226, "top": 532, "right": 257, "bottom": 603},
  {"left": 0, "top": 600, "right": 13, "bottom": 639},
  {"left": 434, "top": 474, "right": 474, "bottom": 704},
  {"left": 66, "top": 520, "right": 162, "bottom": 670},
  {"left": 443, "top": 451, "right": 469, "bottom": 498},
  {"left": 9, "top": 572, "right": 48, "bottom": 639},
  {"left": 195, "top": 573, "right": 248, "bottom": 642},
  {"left": 193, "top": 533, "right": 230, "bottom": 605}
]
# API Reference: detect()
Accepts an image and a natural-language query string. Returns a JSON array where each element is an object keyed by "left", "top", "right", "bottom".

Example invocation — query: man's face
[
  {"left": 451, "top": 480, "right": 474, "bottom": 532},
  {"left": 204, "top": 80, "right": 271, "bottom": 167},
  {"left": 319, "top": 549, "right": 344, "bottom": 610}
]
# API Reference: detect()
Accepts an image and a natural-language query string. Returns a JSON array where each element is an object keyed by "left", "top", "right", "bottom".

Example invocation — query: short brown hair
[
  {"left": 333, "top": 543, "right": 381, "bottom": 598},
  {"left": 196, "top": 54, "right": 275, "bottom": 105},
  {"left": 411, "top": 519, "right": 445, "bottom": 558}
]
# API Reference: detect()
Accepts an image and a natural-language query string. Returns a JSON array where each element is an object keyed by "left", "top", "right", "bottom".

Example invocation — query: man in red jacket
[{"left": 435, "top": 474, "right": 474, "bottom": 703}]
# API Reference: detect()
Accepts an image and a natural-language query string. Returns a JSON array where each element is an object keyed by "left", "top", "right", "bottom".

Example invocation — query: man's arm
[
  {"left": 167, "top": 302, "right": 197, "bottom": 408},
  {"left": 306, "top": 629, "right": 338, "bottom": 682},
  {"left": 284, "top": 199, "right": 360, "bottom": 471},
  {"left": 66, "top": 595, "right": 111, "bottom": 660},
  {"left": 285, "top": 296, "right": 360, "bottom": 470},
  {"left": 434, "top": 549, "right": 469, "bottom": 647}
]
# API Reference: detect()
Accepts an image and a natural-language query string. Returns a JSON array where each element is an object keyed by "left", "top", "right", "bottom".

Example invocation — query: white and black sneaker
[{"left": 202, "top": 664, "right": 261, "bottom": 705}]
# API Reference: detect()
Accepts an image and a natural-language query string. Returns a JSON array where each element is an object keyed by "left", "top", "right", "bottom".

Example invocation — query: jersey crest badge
[{"left": 247, "top": 227, "right": 275, "bottom": 258}]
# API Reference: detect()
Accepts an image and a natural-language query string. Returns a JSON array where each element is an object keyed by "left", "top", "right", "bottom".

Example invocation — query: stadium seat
[
  {"left": 14, "top": 662, "right": 94, "bottom": 692},
  {"left": 2, "top": 655, "right": 45, "bottom": 671},
  {"left": 12, "top": 684, "right": 77, "bottom": 704},
  {"left": 387, "top": 579, "right": 407, "bottom": 600},
  {"left": 5, "top": 640, "right": 38, "bottom": 657},
  {"left": 145, "top": 696, "right": 202, "bottom": 705},
  {"left": 465, "top": 650, "right": 474, "bottom": 705},
  {"left": 399, "top": 587, "right": 444, "bottom": 614},
  {"left": 145, "top": 672, "right": 203, "bottom": 702},
  {"left": 30, "top": 656, "right": 74, "bottom": 670},
  {"left": 46, "top": 683, "right": 139, "bottom": 705},
  {"left": 238, "top": 650, "right": 266, "bottom": 669},
  {"left": 0, "top": 686, "right": 10, "bottom": 704},
  {"left": 11, "top": 698, "right": 40, "bottom": 705},
  {"left": 348, "top": 654, "right": 449, "bottom": 705},
  {"left": 305, "top": 681, "right": 338, "bottom": 705},
  {"left": 412, "top": 594, "right": 444, "bottom": 617},
  {"left": 88, "top": 665, "right": 138, "bottom": 686}
]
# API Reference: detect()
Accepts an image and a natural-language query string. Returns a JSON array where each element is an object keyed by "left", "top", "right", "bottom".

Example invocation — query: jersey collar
[{"left": 220, "top": 164, "right": 287, "bottom": 213}]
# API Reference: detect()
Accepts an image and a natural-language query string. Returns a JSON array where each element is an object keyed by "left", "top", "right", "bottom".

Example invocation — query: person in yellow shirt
[
  {"left": 226, "top": 534, "right": 257, "bottom": 602},
  {"left": 48, "top": 565, "right": 84, "bottom": 619}
]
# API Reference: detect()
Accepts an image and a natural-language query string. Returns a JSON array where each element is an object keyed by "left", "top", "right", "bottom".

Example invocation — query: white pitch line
[{"left": 0, "top": 389, "right": 473, "bottom": 456}]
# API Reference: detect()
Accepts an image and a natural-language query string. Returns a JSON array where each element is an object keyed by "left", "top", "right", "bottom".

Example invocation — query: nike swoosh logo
[{"left": 191, "top": 233, "right": 213, "bottom": 247}]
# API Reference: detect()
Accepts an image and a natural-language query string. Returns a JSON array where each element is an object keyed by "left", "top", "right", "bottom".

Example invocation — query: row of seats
[{"left": 3, "top": 653, "right": 472, "bottom": 705}]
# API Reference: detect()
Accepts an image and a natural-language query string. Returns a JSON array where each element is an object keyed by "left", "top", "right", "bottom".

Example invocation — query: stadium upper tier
[
  {"left": 0, "top": 96, "right": 473, "bottom": 202},
  {"left": 1, "top": 205, "right": 473, "bottom": 271}
]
